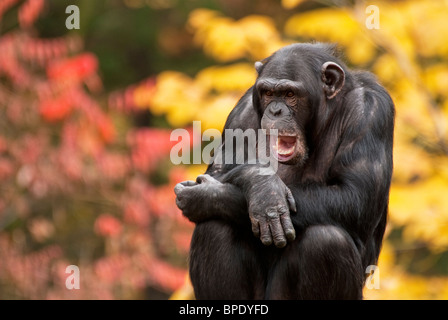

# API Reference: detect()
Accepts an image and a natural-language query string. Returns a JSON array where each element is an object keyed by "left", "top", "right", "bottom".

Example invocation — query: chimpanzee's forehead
[
  {"left": 255, "top": 77, "right": 307, "bottom": 94},
  {"left": 260, "top": 53, "right": 317, "bottom": 84},
  {"left": 257, "top": 43, "right": 342, "bottom": 88}
]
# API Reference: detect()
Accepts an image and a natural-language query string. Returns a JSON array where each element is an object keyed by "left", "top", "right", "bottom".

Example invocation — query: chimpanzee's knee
[
  {"left": 268, "top": 225, "right": 364, "bottom": 299},
  {"left": 189, "top": 220, "right": 264, "bottom": 299},
  {"left": 298, "top": 225, "right": 364, "bottom": 299}
]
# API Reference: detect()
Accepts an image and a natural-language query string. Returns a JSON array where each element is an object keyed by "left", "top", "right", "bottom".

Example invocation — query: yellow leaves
[
  {"left": 281, "top": 0, "right": 305, "bottom": 10},
  {"left": 185, "top": 164, "right": 208, "bottom": 182},
  {"left": 188, "top": 9, "right": 245, "bottom": 62},
  {"left": 392, "top": 134, "right": 433, "bottom": 184},
  {"left": 133, "top": 84, "right": 156, "bottom": 108},
  {"left": 390, "top": 176, "right": 448, "bottom": 250},
  {"left": 442, "top": 100, "right": 448, "bottom": 142},
  {"left": 198, "top": 17, "right": 247, "bottom": 62},
  {"left": 364, "top": 270, "right": 440, "bottom": 300},
  {"left": 239, "top": 16, "right": 287, "bottom": 61},
  {"left": 137, "top": 64, "right": 251, "bottom": 130},
  {"left": 389, "top": 183, "right": 427, "bottom": 227},
  {"left": 377, "top": 241, "right": 395, "bottom": 272},
  {"left": 196, "top": 63, "right": 256, "bottom": 93},
  {"left": 198, "top": 94, "right": 239, "bottom": 133},
  {"left": 188, "top": 9, "right": 284, "bottom": 62},
  {"left": 372, "top": 54, "right": 403, "bottom": 84},
  {"left": 151, "top": 71, "right": 204, "bottom": 127},
  {"left": 405, "top": 1, "right": 448, "bottom": 58},
  {"left": 344, "top": 37, "right": 375, "bottom": 65},
  {"left": 364, "top": 240, "right": 448, "bottom": 300},
  {"left": 187, "top": 8, "right": 219, "bottom": 31},
  {"left": 363, "top": 1, "right": 448, "bottom": 60},
  {"left": 285, "top": 9, "right": 359, "bottom": 44},
  {"left": 282, "top": 1, "right": 448, "bottom": 66},
  {"left": 284, "top": 8, "right": 375, "bottom": 65},
  {"left": 423, "top": 64, "right": 448, "bottom": 99},
  {"left": 392, "top": 80, "right": 435, "bottom": 139},
  {"left": 374, "top": 2, "right": 415, "bottom": 61},
  {"left": 169, "top": 274, "right": 195, "bottom": 300}
]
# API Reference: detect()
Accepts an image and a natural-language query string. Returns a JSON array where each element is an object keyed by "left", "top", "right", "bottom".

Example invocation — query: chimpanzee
[{"left": 174, "top": 43, "right": 395, "bottom": 299}]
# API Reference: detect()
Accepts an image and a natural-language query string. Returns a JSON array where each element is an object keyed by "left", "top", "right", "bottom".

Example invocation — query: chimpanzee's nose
[{"left": 268, "top": 102, "right": 283, "bottom": 117}]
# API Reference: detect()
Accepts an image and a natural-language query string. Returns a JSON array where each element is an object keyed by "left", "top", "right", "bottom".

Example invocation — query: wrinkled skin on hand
[
  {"left": 174, "top": 174, "right": 242, "bottom": 223},
  {"left": 175, "top": 171, "right": 297, "bottom": 248},
  {"left": 246, "top": 174, "right": 296, "bottom": 248},
  {"left": 174, "top": 174, "right": 224, "bottom": 223}
]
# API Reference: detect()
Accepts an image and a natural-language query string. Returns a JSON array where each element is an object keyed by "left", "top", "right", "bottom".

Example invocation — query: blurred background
[{"left": 0, "top": 0, "right": 447, "bottom": 300}]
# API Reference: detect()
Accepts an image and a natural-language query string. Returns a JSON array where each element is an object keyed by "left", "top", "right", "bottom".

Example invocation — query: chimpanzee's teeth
[
  {"left": 278, "top": 146, "right": 294, "bottom": 155},
  {"left": 277, "top": 138, "right": 295, "bottom": 156}
]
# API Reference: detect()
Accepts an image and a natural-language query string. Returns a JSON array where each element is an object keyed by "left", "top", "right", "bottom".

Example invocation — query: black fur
[{"left": 175, "top": 43, "right": 395, "bottom": 299}]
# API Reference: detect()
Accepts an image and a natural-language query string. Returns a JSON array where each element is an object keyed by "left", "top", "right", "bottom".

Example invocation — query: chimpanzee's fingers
[
  {"left": 196, "top": 174, "right": 213, "bottom": 184},
  {"left": 259, "top": 220, "right": 273, "bottom": 246},
  {"left": 267, "top": 212, "right": 287, "bottom": 248},
  {"left": 286, "top": 188, "right": 297, "bottom": 213},
  {"left": 280, "top": 213, "right": 296, "bottom": 242},
  {"left": 250, "top": 217, "right": 260, "bottom": 238},
  {"left": 174, "top": 181, "right": 197, "bottom": 196},
  {"left": 181, "top": 180, "right": 197, "bottom": 187},
  {"left": 174, "top": 182, "right": 185, "bottom": 197},
  {"left": 175, "top": 197, "right": 184, "bottom": 209}
]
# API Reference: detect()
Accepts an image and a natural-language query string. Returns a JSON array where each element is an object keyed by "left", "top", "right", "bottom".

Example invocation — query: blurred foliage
[{"left": 1, "top": 0, "right": 448, "bottom": 300}]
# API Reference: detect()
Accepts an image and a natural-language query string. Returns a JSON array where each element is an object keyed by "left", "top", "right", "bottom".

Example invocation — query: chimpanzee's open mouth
[{"left": 270, "top": 135, "right": 298, "bottom": 162}]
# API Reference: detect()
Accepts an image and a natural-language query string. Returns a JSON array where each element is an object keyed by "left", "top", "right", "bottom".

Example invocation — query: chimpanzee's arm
[
  {"left": 175, "top": 89, "right": 257, "bottom": 225},
  {"left": 175, "top": 174, "right": 248, "bottom": 224}
]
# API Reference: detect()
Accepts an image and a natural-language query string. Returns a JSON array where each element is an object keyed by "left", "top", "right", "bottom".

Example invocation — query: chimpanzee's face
[
  {"left": 254, "top": 46, "right": 345, "bottom": 166},
  {"left": 256, "top": 76, "right": 310, "bottom": 165}
]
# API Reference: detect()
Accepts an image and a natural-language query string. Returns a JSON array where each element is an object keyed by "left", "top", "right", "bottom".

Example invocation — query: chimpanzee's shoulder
[{"left": 223, "top": 87, "right": 260, "bottom": 131}]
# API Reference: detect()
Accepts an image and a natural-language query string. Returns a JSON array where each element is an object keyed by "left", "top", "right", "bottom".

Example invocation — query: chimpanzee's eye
[
  {"left": 286, "top": 91, "right": 295, "bottom": 98},
  {"left": 265, "top": 90, "right": 273, "bottom": 96}
]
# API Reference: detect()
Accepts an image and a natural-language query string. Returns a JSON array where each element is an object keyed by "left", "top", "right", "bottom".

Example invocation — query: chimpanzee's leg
[
  {"left": 189, "top": 220, "right": 266, "bottom": 299},
  {"left": 266, "top": 225, "right": 364, "bottom": 299}
]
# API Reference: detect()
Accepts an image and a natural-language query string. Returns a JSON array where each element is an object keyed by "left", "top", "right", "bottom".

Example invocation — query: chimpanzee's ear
[
  {"left": 321, "top": 61, "right": 345, "bottom": 99},
  {"left": 255, "top": 61, "right": 263, "bottom": 74}
]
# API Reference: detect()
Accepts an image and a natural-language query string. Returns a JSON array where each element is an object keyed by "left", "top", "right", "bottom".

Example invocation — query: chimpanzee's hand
[
  {"left": 246, "top": 174, "right": 296, "bottom": 248},
  {"left": 174, "top": 174, "right": 225, "bottom": 223}
]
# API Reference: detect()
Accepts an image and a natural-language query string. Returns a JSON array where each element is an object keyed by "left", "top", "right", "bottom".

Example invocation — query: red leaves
[
  {"left": 97, "top": 115, "right": 116, "bottom": 143},
  {"left": 18, "top": 0, "right": 45, "bottom": 29},
  {"left": 47, "top": 53, "right": 99, "bottom": 83},
  {"left": 124, "top": 200, "right": 150, "bottom": 227},
  {"left": 127, "top": 128, "right": 173, "bottom": 173},
  {"left": 0, "top": 1, "right": 193, "bottom": 299},
  {"left": 92, "top": 253, "right": 187, "bottom": 292},
  {"left": 0, "top": 0, "right": 19, "bottom": 19},
  {"left": 145, "top": 258, "right": 187, "bottom": 292},
  {"left": 39, "top": 93, "right": 74, "bottom": 122},
  {"left": 0, "top": 158, "right": 14, "bottom": 180},
  {"left": 21, "top": 37, "right": 72, "bottom": 65},
  {"left": 97, "top": 153, "right": 130, "bottom": 181},
  {"left": 95, "top": 214, "right": 123, "bottom": 238},
  {"left": 109, "top": 77, "right": 157, "bottom": 112}
]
